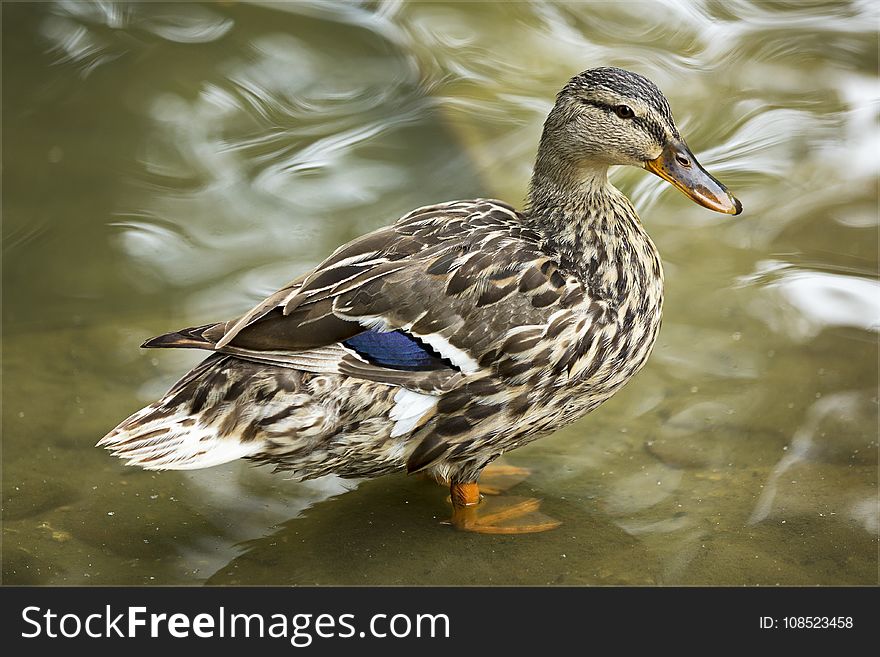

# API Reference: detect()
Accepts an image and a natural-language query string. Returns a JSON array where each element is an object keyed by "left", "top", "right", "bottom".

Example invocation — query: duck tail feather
[
  {"left": 97, "top": 399, "right": 261, "bottom": 471},
  {"left": 141, "top": 323, "right": 223, "bottom": 350}
]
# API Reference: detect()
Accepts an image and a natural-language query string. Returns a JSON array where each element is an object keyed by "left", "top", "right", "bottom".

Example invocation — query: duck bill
[{"left": 645, "top": 142, "right": 742, "bottom": 215}]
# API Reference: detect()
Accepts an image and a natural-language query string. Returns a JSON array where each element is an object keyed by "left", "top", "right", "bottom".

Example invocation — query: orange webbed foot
[{"left": 446, "top": 482, "right": 560, "bottom": 534}]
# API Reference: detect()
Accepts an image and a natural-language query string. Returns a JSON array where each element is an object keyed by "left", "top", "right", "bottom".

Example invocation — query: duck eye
[{"left": 614, "top": 105, "right": 635, "bottom": 119}]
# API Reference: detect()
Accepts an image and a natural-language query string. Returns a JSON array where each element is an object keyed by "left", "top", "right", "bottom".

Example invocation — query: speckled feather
[{"left": 100, "top": 68, "right": 672, "bottom": 485}]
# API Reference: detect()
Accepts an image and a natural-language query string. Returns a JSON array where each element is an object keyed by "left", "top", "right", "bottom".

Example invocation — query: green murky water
[{"left": 2, "top": 1, "right": 877, "bottom": 585}]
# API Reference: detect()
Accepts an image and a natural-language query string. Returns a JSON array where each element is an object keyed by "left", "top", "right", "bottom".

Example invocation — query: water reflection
[
  {"left": 3, "top": 0, "right": 877, "bottom": 585},
  {"left": 42, "top": 1, "right": 234, "bottom": 78},
  {"left": 741, "top": 261, "right": 880, "bottom": 339},
  {"left": 205, "top": 472, "right": 661, "bottom": 586},
  {"left": 750, "top": 391, "right": 878, "bottom": 528}
]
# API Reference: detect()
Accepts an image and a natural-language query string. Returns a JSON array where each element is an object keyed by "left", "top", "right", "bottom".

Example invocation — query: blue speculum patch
[{"left": 343, "top": 329, "right": 454, "bottom": 371}]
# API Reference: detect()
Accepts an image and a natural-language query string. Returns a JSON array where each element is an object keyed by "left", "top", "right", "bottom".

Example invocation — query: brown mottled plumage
[{"left": 100, "top": 68, "right": 740, "bottom": 526}]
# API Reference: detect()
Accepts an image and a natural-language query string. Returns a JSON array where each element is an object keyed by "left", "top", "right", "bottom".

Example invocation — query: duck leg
[{"left": 448, "top": 481, "right": 561, "bottom": 534}]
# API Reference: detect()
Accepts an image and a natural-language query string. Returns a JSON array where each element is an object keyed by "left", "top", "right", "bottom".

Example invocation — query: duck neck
[
  {"left": 525, "top": 162, "right": 628, "bottom": 268},
  {"left": 527, "top": 160, "right": 614, "bottom": 224},
  {"left": 524, "top": 161, "right": 663, "bottom": 305}
]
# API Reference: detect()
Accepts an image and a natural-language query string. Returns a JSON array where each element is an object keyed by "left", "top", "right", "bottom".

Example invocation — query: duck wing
[{"left": 145, "top": 199, "right": 588, "bottom": 396}]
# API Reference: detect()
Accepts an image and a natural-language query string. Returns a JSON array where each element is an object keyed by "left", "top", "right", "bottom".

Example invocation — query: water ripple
[
  {"left": 740, "top": 261, "right": 880, "bottom": 340},
  {"left": 41, "top": 1, "right": 234, "bottom": 77}
]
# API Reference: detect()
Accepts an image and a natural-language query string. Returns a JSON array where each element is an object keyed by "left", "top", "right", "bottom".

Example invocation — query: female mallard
[{"left": 100, "top": 68, "right": 740, "bottom": 533}]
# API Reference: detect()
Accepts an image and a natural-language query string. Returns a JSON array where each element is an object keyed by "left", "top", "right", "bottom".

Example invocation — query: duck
[{"left": 99, "top": 67, "right": 741, "bottom": 534}]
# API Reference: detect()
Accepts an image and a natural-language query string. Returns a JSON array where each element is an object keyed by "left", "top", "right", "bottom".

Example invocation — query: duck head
[{"left": 534, "top": 67, "right": 741, "bottom": 215}]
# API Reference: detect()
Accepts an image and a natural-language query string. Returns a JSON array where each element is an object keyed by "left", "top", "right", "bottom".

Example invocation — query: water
[{"left": 2, "top": 1, "right": 877, "bottom": 585}]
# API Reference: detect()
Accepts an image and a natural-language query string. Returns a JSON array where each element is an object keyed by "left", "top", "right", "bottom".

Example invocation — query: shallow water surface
[{"left": 2, "top": 1, "right": 878, "bottom": 585}]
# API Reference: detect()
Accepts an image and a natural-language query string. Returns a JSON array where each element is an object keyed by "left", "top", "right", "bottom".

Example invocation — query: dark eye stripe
[
  {"left": 578, "top": 98, "right": 611, "bottom": 112},
  {"left": 579, "top": 98, "right": 635, "bottom": 120},
  {"left": 578, "top": 98, "right": 666, "bottom": 143}
]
